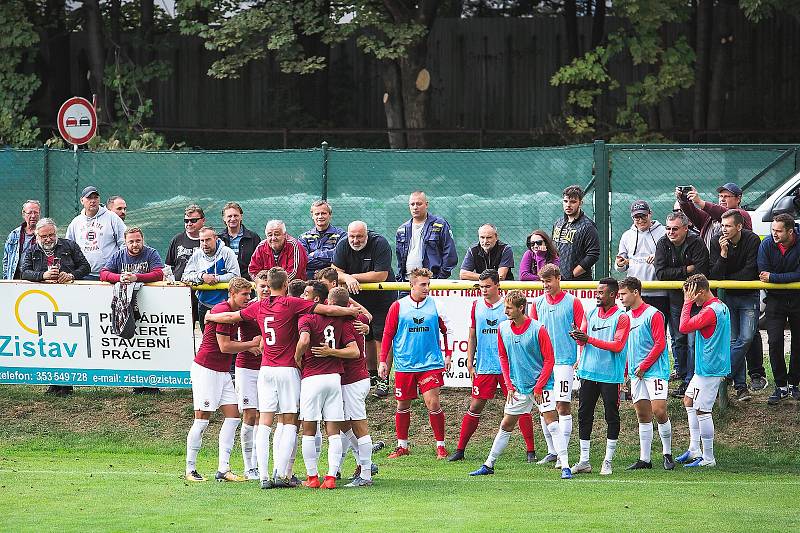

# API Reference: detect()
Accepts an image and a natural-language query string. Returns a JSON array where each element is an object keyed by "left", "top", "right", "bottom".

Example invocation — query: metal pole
[
  {"left": 593, "top": 140, "right": 610, "bottom": 278},
  {"left": 42, "top": 146, "right": 50, "bottom": 216},
  {"left": 321, "top": 141, "right": 329, "bottom": 201}
]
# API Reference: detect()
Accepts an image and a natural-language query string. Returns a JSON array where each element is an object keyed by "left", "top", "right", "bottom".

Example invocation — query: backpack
[{"left": 111, "top": 282, "right": 143, "bottom": 339}]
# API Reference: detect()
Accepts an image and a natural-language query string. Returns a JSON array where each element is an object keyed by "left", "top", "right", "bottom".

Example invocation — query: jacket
[
  {"left": 519, "top": 250, "right": 560, "bottom": 281},
  {"left": 298, "top": 224, "right": 346, "bottom": 279},
  {"left": 464, "top": 241, "right": 515, "bottom": 280},
  {"left": 615, "top": 220, "right": 667, "bottom": 296},
  {"left": 757, "top": 224, "right": 800, "bottom": 294},
  {"left": 20, "top": 238, "right": 91, "bottom": 281},
  {"left": 248, "top": 235, "right": 308, "bottom": 280},
  {"left": 3, "top": 222, "right": 34, "bottom": 279},
  {"left": 65, "top": 206, "right": 126, "bottom": 275},
  {"left": 219, "top": 224, "right": 261, "bottom": 281},
  {"left": 709, "top": 229, "right": 760, "bottom": 296},
  {"left": 182, "top": 239, "right": 241, "bottom": 308},
  {"left": 552, "top": 211, "right": 600, "bottom": 281},
  {"left": 678, "top": 197, "right": 751, "bottom": 250},
  {"left": 395, "top": 214, "right": 458, "bottom": 281},
  {"left": 654, "top": 233, "right": 709, "bottom": 300}
]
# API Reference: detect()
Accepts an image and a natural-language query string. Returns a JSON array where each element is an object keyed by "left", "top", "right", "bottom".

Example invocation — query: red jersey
[
  {"left": 297, "top": 315, "right": 357, "bottom": 379},
  {"left": 235, "top": 300, "right": 262, "bottom": 370},
  {"left": 342, "top": 314, "right": 369, "bottom": 385},
  {"left": 239, "top": 295, "right": 317, "bottom": 368},
  {"left": 194, "top": 301, "right": 238, "bottom": 372}
]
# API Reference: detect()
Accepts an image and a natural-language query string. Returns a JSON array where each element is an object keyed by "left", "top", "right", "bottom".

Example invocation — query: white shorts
[
  {"left": 258, "top": 366, "right": 301, "bottom": 414},
  {"left": 535, "top": 388, "right": 557, "bottom": 414},
  {"left": 685, "top": 374, "right": 722, "bottom": 412},
  {"left": 300, "top": 374, "right": 344, "bottom": 422},
  {"left": 504, "top": 392, "right": 534, "bottom": 416},
  {"left": 552, "top": 365, "right": 574, "bottom": 403},
  {"left": 235, "top": 367, "right": 259, "bottom": 411},
  {"left": 191, "top": 362, "right": 237, "bottom": 412},
  {"left": 631, "top": 376, "right": 668, "bottom": 403},
  {"left": 342, "top": 378, "right": 370, "bottom": 421}
]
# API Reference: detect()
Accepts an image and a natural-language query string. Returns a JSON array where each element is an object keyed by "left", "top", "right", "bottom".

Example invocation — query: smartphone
[
  {"left": 51, "top": 258, "right": 61, "bottom": 272},
  {"left": 678, "top": 185, "right": 692, "bottom": 199}
]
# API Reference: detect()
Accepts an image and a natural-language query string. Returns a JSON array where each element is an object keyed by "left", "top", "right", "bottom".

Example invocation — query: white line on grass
[{"left": 0, "top": 468, "right": 178, "bottom": 477}]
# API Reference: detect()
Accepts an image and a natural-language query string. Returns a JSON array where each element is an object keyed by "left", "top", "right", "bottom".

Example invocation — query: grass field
[{"left": 1, "top": 384, "right": 799, "bottom": 532}]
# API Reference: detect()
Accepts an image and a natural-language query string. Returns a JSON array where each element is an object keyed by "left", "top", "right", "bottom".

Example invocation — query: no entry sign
[{"left": 57, "top": 97, "right": 98, "bottom": 145}]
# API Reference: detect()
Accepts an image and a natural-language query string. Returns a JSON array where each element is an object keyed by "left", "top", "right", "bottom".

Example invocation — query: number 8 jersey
[{"left": 298, "top": 315, "right": 358, "bottom": 378}]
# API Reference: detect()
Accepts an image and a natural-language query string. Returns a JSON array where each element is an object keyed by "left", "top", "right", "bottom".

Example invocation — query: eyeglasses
[
  {"left": 23, "top": 211, "right": 40, "bottom": 216},
  {"left": 665, "top": 226, "right": 684, "bottom": 232},
  {"left": 531, "top": 240, "right": 545, "bottom": 247},
  {"left": 631, "top": 213, "right": 648, "bottom": 220},
  {"left": 184, "top": 217, "right": 202, "bottom": 224}
]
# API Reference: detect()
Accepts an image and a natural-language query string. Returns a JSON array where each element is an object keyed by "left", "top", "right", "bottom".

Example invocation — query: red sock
[
  {"left": 396, "top": 409, "right": 411, "bottom": 442},
  {"left": 457, "top": 411, "right": 481, "bottom": 450},
  {"left": 518, "top": 413, "right": 536, "bottom": 453},
  {"left": 429, "top": 409, "right": 446, "bottom": 442}
]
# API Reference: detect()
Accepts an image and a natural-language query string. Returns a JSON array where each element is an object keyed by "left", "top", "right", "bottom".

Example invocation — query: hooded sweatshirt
[
  {"left": 181, "top": 239, "right": 240, "bottom": 308},
  {"left": 65, "top": 206, "right": 126, "bottom": 275},
  {"left": 552, "top": 211, "right": 600, "bottom": 281},
  {"left": 615, "top": 220, "right": 667, "bottom": 297}
]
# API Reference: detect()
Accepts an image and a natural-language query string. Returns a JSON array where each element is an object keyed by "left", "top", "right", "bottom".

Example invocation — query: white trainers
[
  {"left": 571, "top": 461, "right": 592, "bottom": 474},
  {"left": 600, "top": 460, "right": 613, "bottom": 475},
  {"left": 245, "top": 468, "right": 260, "bottom": 481},
  {"left": 698, "top": 459, "right": 717, "bottom": 467}
]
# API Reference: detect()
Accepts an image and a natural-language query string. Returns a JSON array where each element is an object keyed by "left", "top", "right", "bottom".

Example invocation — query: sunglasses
[
  {"left": 631, "top": 213, "right": 648, "bottom": 220},
  {"left": 665, "top": 226, "right": 683, "bottom": 232},
  {"left": 184, "top": 217, "right": 202, "bottom": 224},
  {"left": 530, "top": 240, "right": 545, "bottom": 247}
]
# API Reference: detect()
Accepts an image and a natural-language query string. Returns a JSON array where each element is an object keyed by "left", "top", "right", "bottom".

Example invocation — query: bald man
[{"left": 396, "top": 191, "right": 457, "bottom": 282}]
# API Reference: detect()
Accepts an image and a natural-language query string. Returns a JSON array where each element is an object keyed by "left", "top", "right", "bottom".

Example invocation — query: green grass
[{"left": 1, "top": 385, "right": 799, "bottom": 531}]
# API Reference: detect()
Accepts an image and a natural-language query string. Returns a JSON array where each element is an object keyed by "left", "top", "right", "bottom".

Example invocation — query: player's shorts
[
  {"left": 300, "top": 373, "right": 344, "bottom": 422},
  {"left": 685, "top": 374, "right": 722, "bottom": 412},
  {"left": 394, "top": 369, "right": 445, "bottom": 400},
  {"left": 258, "top": 365, "right": 301, "bottom": 414},
  {"left": 552, "top": 364, "right": 575, "bottom": 403},
  {"left": 191, "top": 362, "right": 237, "bottom": 412},
  {"left": 630, "top": 376, "right": 668, "bottom": 403},
  {"left": 504, "top": 392, "right": 534, "bottom": 415},
  {"left": 535, "top": 388, "right": 557, "bottom": 414},
  {"left": 342, "top": 378, "right": 370, "bottom": 420},
  {"left": 234, "top": 366, "right": 259, "bottom": 411},
  {"left": 471, "top": 373, "right": 509, "bottom": 400}
]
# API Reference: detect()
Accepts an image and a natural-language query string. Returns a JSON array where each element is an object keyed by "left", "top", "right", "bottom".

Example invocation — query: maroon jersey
[
  {"left": 239, "top": 295, "right": 316, "bottom": 368},
  {"left": 235, "top": 300, "right": 262, "bottom": 370},
  {"left": 298, "top": 315, "right": 357, "bottom": 379},
  {"left": 194, "top": 301, "right": 238, "bottom": 372},
  {"left": 342, "top": 313, "right": 370, "bottom": 385}
]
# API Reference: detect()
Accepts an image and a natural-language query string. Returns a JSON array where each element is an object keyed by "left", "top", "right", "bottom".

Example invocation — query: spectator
[
  {"left": 218, "top": 202, "right": 260, "bottom": 281},
  {"left": 615, "top": 200, "right": 668, "bottom": 318},
  {"left": 654, "top": 211, "right": 709, "bottom": 398},
  {"left": 519, "top": 229, "right": 559, "bottom": 281},
  {"left": 182, "top": 227, "right": 240, "bottom": 325},
  {"left": 459, "top": 224, "right": 514, "bottom": 281},
  {"left": 298, "top": 200, "right": 345, "bottom": 280},
  {"left": 65, "top": 185, "right": 126, "bottom": 280},
  {"left": 395, "top": 191, "right": 457, "bottom": 282},
  {"left": 106, "top": 196, "right": 127, "bottom": 221},
  {"left": 165, "top": 204, "right": 206, "bottom": 281},
  {"left": 100, "top": 227, "right": 164, "bottom": 284},
  {"left": 552, "top": 185, "right": 599, "bottom": 281},
  {"left": 3, "top": 199, "right": 41, "bottom": 279},
  {"left": 758, "top": 213, "right": 800, "bottom": 405},
  {"left": 332, "top": 221, "right": 396, "bottom": 398},
  {"left": 709, "top": 210, "right": 762, "bottom": 401},
  {"left": 248, "top": 220, "right": 308, "bottom": 281}
]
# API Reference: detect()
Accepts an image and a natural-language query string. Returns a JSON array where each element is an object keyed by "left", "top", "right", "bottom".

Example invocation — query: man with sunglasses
[{"left": 166, "top": 204, "right": 206, "bottom": 325}]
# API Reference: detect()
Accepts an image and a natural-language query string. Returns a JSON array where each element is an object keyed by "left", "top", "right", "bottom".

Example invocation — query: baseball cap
[
  {"left": 630, "top": 200, "right": 651, "bottom": 215},
  {"left": 717, "top": 182, "right": 742, "bottom": 196},
  {"left": 80, "top": 185, "right": 99, "bottom": 198}
]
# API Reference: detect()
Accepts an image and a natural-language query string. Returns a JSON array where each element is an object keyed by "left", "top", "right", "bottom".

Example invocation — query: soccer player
[
  {"left": 468, "top": 290, "right": 568, "bottom": 478},
  {"left": 529, "top": 263, "right": 584, "bottom": 468},
  {"left": 295, "top": 283, "right": 360, "bottom": 489},
  {"left": 204, "top": 267, "right": 358, "bottom": 489},
  {"left": 570, "top": 277, "right": 630, "bottom": 476},
  {"left": 379, "top": 267, "right": 453, "bottom": 459},
  {"left": 676, "top": 274, "right": 731, "bottom": 468},
  {"left": 449, "top": 269, "right": 537, "bottom": 463},
  {"left": 185, "top": 277, "right": 262, "bottom": 482},
  {"left": 618, "top": 277, "right": 675, "bottom": 471}
]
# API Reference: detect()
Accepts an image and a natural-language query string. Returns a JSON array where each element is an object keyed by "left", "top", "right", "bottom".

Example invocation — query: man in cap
[{"left": 66, "top": 185, "right": 126, "bottom": 280}]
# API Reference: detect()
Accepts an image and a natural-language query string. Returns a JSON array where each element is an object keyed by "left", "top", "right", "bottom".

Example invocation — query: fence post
[
  {"left": 593, "top": 139, "right": 610, "bottom": 278},
  {"left": 321, "top": 141, "right": 329, "bottom": 201},
  {"left": 42, "top": 146, "right": 50, "bottom": 216}
]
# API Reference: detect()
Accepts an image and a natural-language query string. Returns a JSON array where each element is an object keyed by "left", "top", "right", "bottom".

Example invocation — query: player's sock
[
  {"left": 357, "top": 435, "right": 373, "bottom": 481},
  {"left": 343, "top": 429, "right": 360, "bottom": 465},
  {"left": 486, "top": 429, "right": 511, "bottom": 468},
  {"left": 559, "top": 414, "right": 573, "bottom": 452},
  {"left": 685, "top": 407, "right": 701, "bottom": 455},
  {"left": 658, "top": 420, "right": 672, "bottom": 455},
  {"left": 185, "top": 419, "right": 209, "bottom": 473},
  {"left": 272, "top": 422, "right": 284, "bottom": 473},
  {"left": 255, "top": 424, "right": 272, "bottom": 481},
  {"left": 219, "top": 419, "right": 241, "bottom": 473},
  {"left": 288, "top": 430, "right": 299, "bottom": 476},
  {"left": 457, "top": 411, "right": 481, "bottom": 450},
  {"left": 327, "top": 434, "right": 343, "bottom": 478},
  {"left": 275, "top": 423, "right": 297, "bottom": 479},
  {"left": 241, "top": 423, "right": 254, "bottom": 472},
  {"left": 638, "top": 422, "right": 653, "bottom": 462},
  {"left": 302, "top": 435, "right": 319, "bottom": 477},
  {"left": 396, "top": 408, "right": 411, "bottom": 448},
  {"left": 548, "top": 421, "right": 567, "bottom": 467},
  {"left": 428, "top": 409, "right": 446, "bottom": 444},
  {"left": 579, "top": 439, "right": 591, "bottom": 463},
  {"left": 697, "top": 413, "right": 715, "bottom": 463},
  {"left": 315, "top": 422, "right": 323, "bottom": 456},
  {"left": 604, "top": 439, "right": 617, "bottom": 462},
  {"left": 518, "top": 413, "right": 535, "bottom": 453},
  {"left": 250, "top": 424, "right": 259, "bottom": 471},
  {"left": 540, "top": 416, "right": 556, "bottom": 455}
]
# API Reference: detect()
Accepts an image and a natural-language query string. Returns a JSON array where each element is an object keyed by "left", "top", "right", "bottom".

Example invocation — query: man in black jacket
[
  {"left": 218, "top": 202, "right": 260, "bottom": 281},
  {"left": 709, "top": 210, "right": 761, "bottom": 401},
  {"left": 552, "top": 185, "right": 599, "bottom": 281},
  {"left": 655, "top": 211, "right": 709, "bottom": 397},
  {"left": 459, "top": 224, "right": 514, "bottom": 281}
]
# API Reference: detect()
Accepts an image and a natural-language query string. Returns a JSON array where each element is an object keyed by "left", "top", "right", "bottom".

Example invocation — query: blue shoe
[
  {"left": 561, "top": 467, "right": 573, "bottom": 479},
  {"left": 675, "top": 450, "right": 699, "bottom": 464},
  {"left": 683, "top": 457, "right": 704, "bottom": 468},
  {"left": 469, "top": 464, "right": 494, "bottom": 476}
]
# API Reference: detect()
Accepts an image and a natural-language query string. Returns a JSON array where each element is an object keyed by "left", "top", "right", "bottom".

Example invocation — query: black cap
[
  {"left": 717, "top": 182, "right": 743, "bottom": 196},
  {"left": 630, "top": 200, "right": 651, "bottom": 215},
  {"left": 80, "top": 186, "right": 99, "bottom": 198}
]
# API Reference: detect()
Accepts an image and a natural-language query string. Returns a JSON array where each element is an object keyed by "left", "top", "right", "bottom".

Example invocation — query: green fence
[{"left": 1, "top": 142, "right": 797, "bottom": 279}]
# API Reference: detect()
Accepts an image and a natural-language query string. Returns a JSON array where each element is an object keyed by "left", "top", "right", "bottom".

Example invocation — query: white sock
[
  {"left": 185, "top": 419, "right": 209, "bottom": 473},
  {"left": 272, "top": 422, "right": 284, "bottom": 474},
  {"left": 255, "top": 424, "right": 271, "bottom": 481},
  {"left": 302, "top": 435, "right": 318, "bottom": 477},
  {"left": 218, "top": 418, "right": 240, "bottom": 473},
  {"left": 240, "top": 423, "right": 254, "bottom": 471},
  {"left": 275, "top": 424, "right": 297, "bottom": 479},
  {"left": 686, "top": 407, "right": 701, "bottom": 455},
  {"left": 638, "top": 423, "right": 653, "bottom": 462},
  {"left": 327, "top": 434, "right": 343, "bottom": 478},
  {"left": 604, "top": 439, "right": 617, "bottom": 462},
  {"left": 288, "top": 429, "right": 298, "bottom": 476},
  {"left": 398, "top": 439, "right": 409, "bottom": 448},
  {"left": 250, "top": 424, "right": 259, "bottom": 471},
  {"left": 658, "top": 420, "right": 672, "bottom": 455},
  {"left": 486, "top": 429, "right": 511, "bottom": 468},
  {"left": 342, "top": 429, "right": 360, "bottom": 465},
  {"left": 436, "top": 440, "right": 446, "bottom": 447},
  {"left": 559, "top": 414, "right": 573, "bottom": 450},
  {"left": 357, "top": 435, "right": 373, "bottom": 481},
  {"left": 549, "top": 421, "right": 567, "bottom": 467},
  {"left": 579, "top": 439, "right": 591, "bottom": 463},
  {"left": 698, "top": 413, "right": 715, "bottom": 462},
  {"left": 540, "top": 416, "right": 555, "bottom": 455},
  {"left": 315, "top": 422, "right": 323, "bottom": 455}
]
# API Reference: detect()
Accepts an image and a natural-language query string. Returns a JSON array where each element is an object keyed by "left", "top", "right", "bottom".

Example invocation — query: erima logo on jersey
[
  {"left": 409, "top": 317, "right": 430, "bottom": 332},
  {"left": 481, "top": 327, "right": 498, "bottom": 335},
  {"left": 592, "top": 325, "right": 611, "bottom": 331},
  {"left": 486, "top": 319, "right": 498, "bottom": 326},
  {"left": 412, "top": 317, "right": 425, "bottom": 324}
]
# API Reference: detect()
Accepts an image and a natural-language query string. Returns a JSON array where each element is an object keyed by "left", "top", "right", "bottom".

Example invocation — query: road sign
[{"left": 57, "top": 97, "right": 98, "bottom": 146}]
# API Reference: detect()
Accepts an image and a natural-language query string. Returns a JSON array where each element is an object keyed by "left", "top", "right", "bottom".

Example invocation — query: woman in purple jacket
[{"left": 519, "top": 230, "right": 560, "bottom": 281}]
